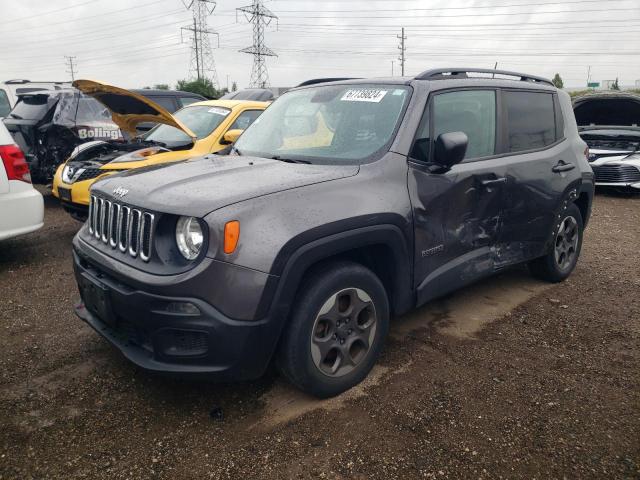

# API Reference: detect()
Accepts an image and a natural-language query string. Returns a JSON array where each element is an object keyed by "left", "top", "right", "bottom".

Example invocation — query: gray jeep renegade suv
[{"left": 72, "top": 69, "right": 594, "bottom": 398}]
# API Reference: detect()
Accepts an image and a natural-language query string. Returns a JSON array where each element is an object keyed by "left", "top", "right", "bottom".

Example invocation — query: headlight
[{"left": 175, "top": 216, "right": 204, "bottom": 260}]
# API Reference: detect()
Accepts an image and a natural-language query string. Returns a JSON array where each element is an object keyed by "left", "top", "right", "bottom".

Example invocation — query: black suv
[{"left": 72, "top": 69, "right": 594, "bottom": 398}]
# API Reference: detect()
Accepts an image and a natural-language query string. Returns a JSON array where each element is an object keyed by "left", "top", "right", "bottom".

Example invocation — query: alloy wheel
[
  {"left": 310, "top": 288, "right": 377, "bottom": 378},
  {"left": 554, "top": 215, "right": 579, "bottom": 271}
]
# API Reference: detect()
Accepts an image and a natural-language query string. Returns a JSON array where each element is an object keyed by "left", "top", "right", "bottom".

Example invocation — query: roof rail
[
  {"left": 415, "top": 68, "right": 554, "bottom": 87},
  {"left": 296, "top": 77, "right": 360, "bottom": 87}
]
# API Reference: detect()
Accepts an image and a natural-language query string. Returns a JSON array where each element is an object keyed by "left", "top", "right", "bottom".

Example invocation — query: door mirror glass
[
  {"left": 434, "top": 131, "right": 468, "bottom": 169},
  {"left": 221, "top": 128, "right": 244, "bottom": 145}
]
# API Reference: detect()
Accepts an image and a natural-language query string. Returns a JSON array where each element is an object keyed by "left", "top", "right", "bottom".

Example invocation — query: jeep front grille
[{"left": 88, "top": 195, "right": 155, "bottom": 262}]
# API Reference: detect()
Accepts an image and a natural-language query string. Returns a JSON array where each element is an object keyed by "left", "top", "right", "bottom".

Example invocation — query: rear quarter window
[{"left": 504, "top": 91, "right": 557, "bottom": 152}]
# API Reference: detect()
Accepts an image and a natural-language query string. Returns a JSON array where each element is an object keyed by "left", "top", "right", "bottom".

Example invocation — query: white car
[
  {"left": 573, "top": 92, "right": 640, "bottom": 192},
  {"left": 0, "top": 122, "right": 44, "bottom": 240},
  {"left": 0, "top": 79, "right": 71, "bottom": 118}
]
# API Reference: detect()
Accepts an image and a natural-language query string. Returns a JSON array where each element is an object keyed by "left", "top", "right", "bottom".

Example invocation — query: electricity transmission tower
[
  {"left": 181, "top": 0, "right": 219, "bottom": 86},
  {"left": 64, "top": 56, "right": 77, "bottom": 81},
  {"left": 236, "top": 0, "right": 278, "bottom": 88},
  {"left": 397, "top": 27, "right": 406, "bottom": 76}
]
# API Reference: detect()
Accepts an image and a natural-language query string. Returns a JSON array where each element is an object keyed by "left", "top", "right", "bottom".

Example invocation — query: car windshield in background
[
  {"left": 144, "top": 105, "right": 231, "bottom": 147},
  {"left": 9, "top": 94, "right": 50, "bottom": 120},
  {"left": 233, "top": 84, "right": 411, "bottom": 164}
]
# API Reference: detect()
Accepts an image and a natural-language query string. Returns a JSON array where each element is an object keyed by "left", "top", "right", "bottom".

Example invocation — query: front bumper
[{"left": 73, "top": 246, "right": 279, "bottom": 381}]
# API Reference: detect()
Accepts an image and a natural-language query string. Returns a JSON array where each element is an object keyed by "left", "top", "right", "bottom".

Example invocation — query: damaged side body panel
[{"left": 2, "top": 90, "right": 121, "bottom": 183}]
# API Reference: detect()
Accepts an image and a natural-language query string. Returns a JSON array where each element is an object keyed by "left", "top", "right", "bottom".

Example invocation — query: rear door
[
  {"left": 408, "top": 88, "right": 509, "bottom": 305},
  {"left": 497, "top": 89, "right": 580, "bottom": 264}
]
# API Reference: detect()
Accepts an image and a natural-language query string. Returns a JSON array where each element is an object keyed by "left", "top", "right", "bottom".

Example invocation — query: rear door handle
[
  {"left": 552, "top": 161, "right": 575, "bottom": 173},
  {"left": 480, "top": 177, "right": 507, "bottom": 187}
]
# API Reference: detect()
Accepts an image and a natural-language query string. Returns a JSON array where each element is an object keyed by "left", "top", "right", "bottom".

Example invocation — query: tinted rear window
[
  {"left": 146, "top": 95, "right": 177, "bottom": 113},
  {"left": 9, "top": 94, "right": 51, "bottom": 120},
  {"left": 505, "top": 91, "right": 557, "bottom": 152},
  {"left": 0, "top": 89, "right": 10, "bottom": 117}
]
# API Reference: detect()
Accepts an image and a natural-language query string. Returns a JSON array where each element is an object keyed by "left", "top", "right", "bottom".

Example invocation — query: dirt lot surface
[{"left": 1, "top": 191, "right": 639, "bottom": 479}]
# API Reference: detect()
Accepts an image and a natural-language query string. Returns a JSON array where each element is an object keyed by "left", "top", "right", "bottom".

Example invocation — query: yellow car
[{"left": 52, "top": 79, "right": 268, "bottom": 220}]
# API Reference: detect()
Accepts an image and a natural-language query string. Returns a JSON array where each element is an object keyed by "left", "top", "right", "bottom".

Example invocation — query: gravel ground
[{"left": 0, "top": 190, "right": 638, "bottom": 479}]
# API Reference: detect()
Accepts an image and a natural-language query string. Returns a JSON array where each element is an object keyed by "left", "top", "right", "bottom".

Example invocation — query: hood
[
  {"left": 72, "top": 79, "right": 196, "bottom": 140},
  {"left": 573, "top": 94, "right": 640, "bottom": 129},
  {"left": 91, "top": 155, "right": 359, "bottom": 218}
]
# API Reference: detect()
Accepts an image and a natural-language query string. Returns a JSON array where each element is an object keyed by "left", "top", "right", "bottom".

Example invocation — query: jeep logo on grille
[{"left": 113, "top": 187, "right": 129, "bottom": 198}]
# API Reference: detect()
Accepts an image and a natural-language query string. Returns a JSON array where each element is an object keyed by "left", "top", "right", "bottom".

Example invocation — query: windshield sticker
[
  {"left": 341, "top": 89, "right": 388, "bottom": 103},
  {"left": 208, "top": 107, "right": 230, "bottom": 116},
  {"left": 392, "top": 89, "right": 405, "bottom": 96}
]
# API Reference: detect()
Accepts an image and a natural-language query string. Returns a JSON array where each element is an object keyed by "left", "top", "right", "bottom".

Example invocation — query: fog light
[{"left": 165, "top": 301, "right": 201, "bottom": 316}]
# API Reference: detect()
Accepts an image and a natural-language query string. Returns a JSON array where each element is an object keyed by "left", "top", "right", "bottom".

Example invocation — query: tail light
[{"left": 0, "top": 144, "right": 31, "bottom": 183}]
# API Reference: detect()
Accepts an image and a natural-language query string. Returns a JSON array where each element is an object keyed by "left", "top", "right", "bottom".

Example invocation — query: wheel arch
[{"left": 259, "top": 223, "right": 415, "bottom": 325}]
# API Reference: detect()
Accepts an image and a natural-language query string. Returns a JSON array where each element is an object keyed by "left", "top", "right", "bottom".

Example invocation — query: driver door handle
[
  {"left": 552, "top": 161, "right": 575, "bottom": 173},
  {"left": 480, "top": 177, "right": 507, "bottom": 187}
]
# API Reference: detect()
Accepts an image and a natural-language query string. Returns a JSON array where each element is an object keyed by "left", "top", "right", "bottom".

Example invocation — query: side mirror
[
  {"left": 433, "top": 131, "right": 468, "bottom": 169},
  {"left": 221, "top": 129, "right": 244, "bottom": 145}
]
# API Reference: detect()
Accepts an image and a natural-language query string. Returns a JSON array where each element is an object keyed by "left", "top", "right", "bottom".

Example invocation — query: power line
[
  {"left": 236, "top": 0, "right": 278, "bottom": 88},
  {"left": 64, "top": 56, "right": 77, "bottom": 81}
]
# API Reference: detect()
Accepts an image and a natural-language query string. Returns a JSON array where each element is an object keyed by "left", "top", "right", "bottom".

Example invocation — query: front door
[{"left": 407, "top": 88, "right": 508, "bottom": 306}]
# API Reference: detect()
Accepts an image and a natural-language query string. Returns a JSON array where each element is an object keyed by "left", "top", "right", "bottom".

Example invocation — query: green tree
[
  {"left": 153, "top": 83, "right": 169, "bottom": 90},
  {"left": 175, "top": 78, "right": 221, "bottom": 99},
  {"left": 610, "top": 78, "right": 620, "bottom": 91},
  {"left": 232, "top": 81, "right": 238, "bottom": 92},
  {"left": 551, "top": 73, "right": 564, "bottom": 89}
]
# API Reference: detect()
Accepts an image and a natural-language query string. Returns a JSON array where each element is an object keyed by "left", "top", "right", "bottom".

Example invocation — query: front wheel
[
  {"left": 529, "top": 202, "right": 584, "bottom": 283},
  {"left": 276, "top": 261, "right": 390, "bottom": 398}
]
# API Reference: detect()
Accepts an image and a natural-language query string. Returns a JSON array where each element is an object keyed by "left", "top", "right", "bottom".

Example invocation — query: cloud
[{"left": 0, "top": 0, "right": 638, "bottom": 89}]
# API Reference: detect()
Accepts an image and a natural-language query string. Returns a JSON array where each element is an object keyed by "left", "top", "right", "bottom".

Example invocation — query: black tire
[
  {"left": 529, "top": 202, "right": 584, "bottom": 283},
  {"left": 276, "top": 261, "right": 390, "bottom": 398}
]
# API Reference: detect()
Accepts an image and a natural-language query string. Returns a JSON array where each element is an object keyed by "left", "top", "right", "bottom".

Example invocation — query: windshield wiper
[
  {"left": 9, "top": 113, "right": 23, "bottom": 119},
  {"left": 231, "top": 145, "right": 242, "bottom": 156},
  {"left": 270, "top": 155, "right": 310, "bottom": 164}
]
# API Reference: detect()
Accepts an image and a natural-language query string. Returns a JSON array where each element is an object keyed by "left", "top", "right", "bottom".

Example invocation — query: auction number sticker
[
  {"left": 341, "top": 89, "right": 388, "bottom": 103},
  {"left": 208, "top": 107, "right": 230, "bottom": 116}
]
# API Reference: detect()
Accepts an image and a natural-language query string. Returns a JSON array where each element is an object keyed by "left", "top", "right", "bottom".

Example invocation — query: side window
[
  {"left": 410, "top": 105, "right": 430, "bottom": 162},
  {"left": 179, "top": 97, "right": 200, "bottom": 108},
  {"left": 0, "top": 89, "right": 10, "bottom": 117},
  {"left": 433, "top": 90, "right": 496, "bottom": 160},
  {"left": 147, "top": 96, "right": 177, "bottom": 113},
  {"left": 504, "top": 91, "right": 557, "bottom": 153},
  {"left": 229, "top": 109, "right": 262, "bottom": 131}
]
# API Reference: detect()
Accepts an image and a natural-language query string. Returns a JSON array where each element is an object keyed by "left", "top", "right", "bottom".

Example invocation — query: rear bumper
[
  {"left": 73, "top": 249, "right": 279, "bottom": 380},
  {"left": 0, "top": 183, "right": 44, "bottom": 241}
]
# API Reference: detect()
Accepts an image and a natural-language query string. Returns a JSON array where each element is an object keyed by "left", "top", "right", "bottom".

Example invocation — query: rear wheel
[
  {"left": 529, "top": 202, "right": 583, "bottom": 283},
  {"left": 276, "top": 261, "right": 389, "bottom": 398}
]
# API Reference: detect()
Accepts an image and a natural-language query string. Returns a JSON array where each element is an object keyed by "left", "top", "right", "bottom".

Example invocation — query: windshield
[
  {"left": 233, "top": 84, "right": 411, "bottom": 164},
  {"left": 144, "top": 105, "right": 231, "bottom": 146}
]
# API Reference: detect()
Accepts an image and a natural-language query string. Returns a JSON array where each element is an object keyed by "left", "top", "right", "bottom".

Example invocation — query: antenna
[
  {"left": 236, "top": 0, "right": 278, "bottom": 88},
  {"left": 181, "top": 0, "right": 219, "bottom": 86}
]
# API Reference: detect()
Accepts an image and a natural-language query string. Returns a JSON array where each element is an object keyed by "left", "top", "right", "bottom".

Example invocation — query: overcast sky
[{"left": 1, "top": 0, "right": 639, "bottom": 90}]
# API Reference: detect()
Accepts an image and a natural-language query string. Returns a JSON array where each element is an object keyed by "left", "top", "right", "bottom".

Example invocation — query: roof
[
  {"left": 186, "top": 99, "right": 271, "bottom": 109},
  {"left": 130, "top": 89, "right": 205, "bottom": 99},
  {"left": 292, "top": 68, "right": 556, "bottom": 91}
]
